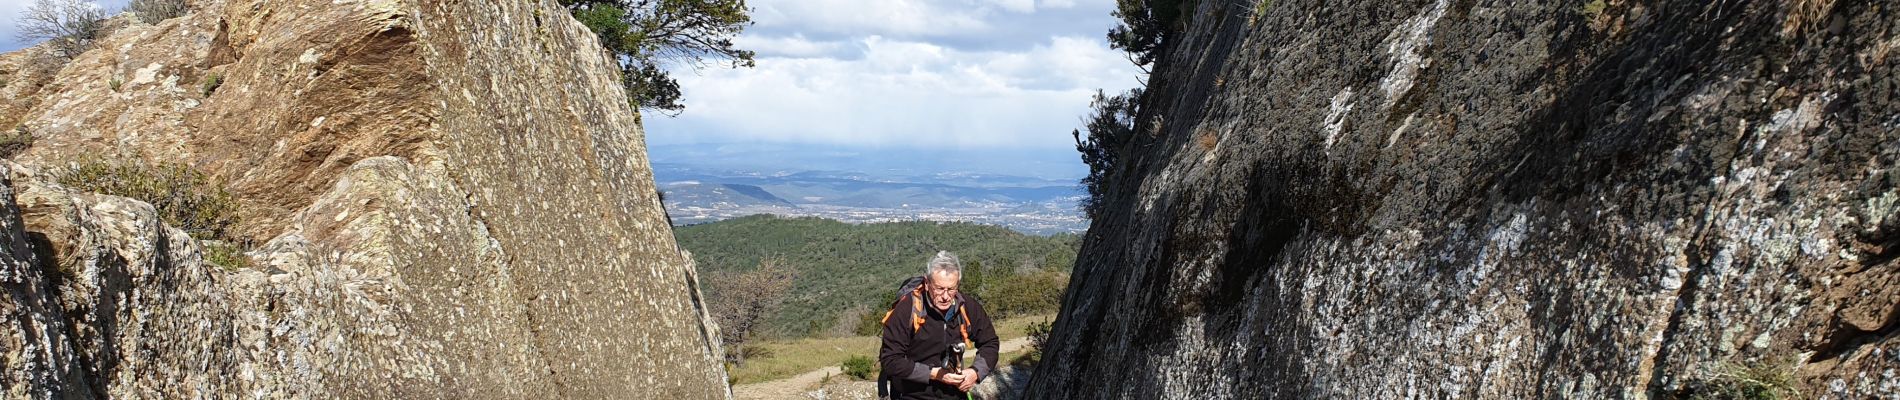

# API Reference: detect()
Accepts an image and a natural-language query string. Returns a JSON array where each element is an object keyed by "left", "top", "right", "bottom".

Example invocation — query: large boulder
[
  {"left": 1028, "top": 0, "right": 1896, "bottom": 398},
  {"left": 0, "top": 0, "right": 727, "bottom": 397}
]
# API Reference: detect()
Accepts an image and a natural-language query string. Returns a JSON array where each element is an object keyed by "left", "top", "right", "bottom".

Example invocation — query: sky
[
  {"left": 2, "top": 0, "right": 1143, "bottom": 168},
  {"left": 0, "top": 0, "right": 126, "bottom": 52},
  {"left": 646, "top": 0, "right": 1145, "bottom": 152}
]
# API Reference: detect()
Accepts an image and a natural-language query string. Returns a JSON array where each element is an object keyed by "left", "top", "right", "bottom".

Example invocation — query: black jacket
[{"left": 878, "top": 292, "right": 1000, "bottom": 399}]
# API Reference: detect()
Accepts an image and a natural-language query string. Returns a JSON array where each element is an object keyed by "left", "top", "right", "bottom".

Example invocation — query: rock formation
[
  {"left": 1, "top": 0, "right": 727, "bottom": 398},
  {"left": 1028, "top": 0, "right": 1896, "bottom": 398}
]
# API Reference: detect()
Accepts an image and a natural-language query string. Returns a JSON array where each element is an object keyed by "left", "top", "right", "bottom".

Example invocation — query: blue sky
[{"left": 3, "top": 0, "right": 1143, "bottom": 155}]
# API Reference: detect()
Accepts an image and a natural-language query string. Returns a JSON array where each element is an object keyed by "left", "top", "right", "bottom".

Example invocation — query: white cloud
[
  {"left": 749, "top": 0, "right": 991, "bottom": 37},
  {"left": 736, "top": 33, "right": 852, "bottom": 58},
  {"left": 649, "top": 0, "right": 1144, "bottom": 151},
  {"left": 651, "top": 33, "right": 1142, "bottom": 149},
  {"left": 982, "top": 0, "right": 1038, "bottom": 14}
]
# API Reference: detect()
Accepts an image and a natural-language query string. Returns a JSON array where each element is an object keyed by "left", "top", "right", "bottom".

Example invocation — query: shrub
[
  {"left": 841, "top": 355, "right": 877, "bottom": 380},
  {"left": 1671, "top": 361, "right": 1798, "bottom": 400},
  {"left": 1580, "top": 0, "right": 1608, "bottom": 17},
  {"left": 710, "top": 258, "right": 797, "bottom": 366},
  {"left": 200, "top": 72, "right": 222, "bottom": 96},
  {"left": 0, "top": 127, "right": 35, "bottom": 159},
  {"left": 202, "top": 241, "right": 250, "bottom": 271},
  {"left": 52, "top": 158, "right": 241, "bottom": 241},
  {"left": 127, "top": 0, "right": 188, "bottom": 24},
  {"left": 16, "top": 0, "right": 108, "bottom": 60},
  {"left": 1010, "top": 319, "right": 1054, "bottom": 368}
]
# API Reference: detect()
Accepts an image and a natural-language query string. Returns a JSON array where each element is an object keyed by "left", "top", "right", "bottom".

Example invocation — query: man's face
[{"left": 927, "top": 271, "right": 961, "bottom": 312}]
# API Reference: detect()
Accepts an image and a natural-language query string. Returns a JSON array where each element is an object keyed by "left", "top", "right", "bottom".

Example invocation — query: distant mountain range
[{"left": 649, "top": 143, "right": 1090, "bottom": 234}]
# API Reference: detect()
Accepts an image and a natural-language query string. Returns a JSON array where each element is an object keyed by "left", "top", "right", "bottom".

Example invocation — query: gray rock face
[
  {"left": 0, "top": 0, "right": 728, "bottom": 397},
  {"left": 1026, "top": 0, "right": 1896, "bottom": 398}
]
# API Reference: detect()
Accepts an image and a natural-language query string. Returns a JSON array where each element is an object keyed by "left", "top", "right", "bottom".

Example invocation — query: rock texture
[
  {"left": 1027, "top": 0, "right": 1896, "bottom": 398},
  {"left": 2, "top": 0, "right": 726, "bottom": 398}
]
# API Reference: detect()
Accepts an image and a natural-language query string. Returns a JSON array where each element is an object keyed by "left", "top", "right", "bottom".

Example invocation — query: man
[{"left": 879, "top": 251, "right": 1001, "bottom": 399}]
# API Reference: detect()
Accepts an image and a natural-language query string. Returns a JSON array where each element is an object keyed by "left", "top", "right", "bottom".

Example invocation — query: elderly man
[{"left": 878, "top": 251, "right": 1001, "bottom": 399}]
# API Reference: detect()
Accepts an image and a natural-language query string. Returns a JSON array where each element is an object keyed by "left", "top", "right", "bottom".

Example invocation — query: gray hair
[{"left": 925, "top": 251, "right": 961, "bottom": 277}]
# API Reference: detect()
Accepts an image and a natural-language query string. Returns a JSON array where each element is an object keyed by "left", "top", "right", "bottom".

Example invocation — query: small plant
[
  {"left": 0, "top": 127, "right": 34, "bottom": 158},
  {"left": 108, "top": 76, "right": 121, "bottom": 92},
  {"left": 1671, "top": 360, "right": 1799, "bottom": 400},
  {"left": 202, "top": 241, "right": 251, "bottom": 271},
  {"left": 1580, "top": 0, "right": 1608, "bottom": 17},
  {"left": 1010, "top": 319, "right": 1054, "bottom": 368},
  {"left": 127, "top": 0, "right": 189, "bottom": 24},
  {"left": 840, "top": 355, "right": 876, "bottom": 380},
  {"left": 200, "top": 72, "right": 222, "bottom": 96}
]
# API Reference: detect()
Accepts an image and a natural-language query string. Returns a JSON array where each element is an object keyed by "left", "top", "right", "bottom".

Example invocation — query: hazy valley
[{"left": 652, "top": 143, "right": 1090, "bottom": 235}]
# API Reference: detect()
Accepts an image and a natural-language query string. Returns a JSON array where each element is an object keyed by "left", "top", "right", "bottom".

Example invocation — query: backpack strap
[
  {"left": 879, "top": 285, "right": 931, "bottom": 333},
  {"left": 957, "top": 302, "right": 971, "bottom": 343}
]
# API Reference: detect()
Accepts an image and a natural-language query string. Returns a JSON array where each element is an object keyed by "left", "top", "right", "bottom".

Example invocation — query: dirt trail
[{"left": 733, "top": 337, "right": 1031, "bottom": 399}]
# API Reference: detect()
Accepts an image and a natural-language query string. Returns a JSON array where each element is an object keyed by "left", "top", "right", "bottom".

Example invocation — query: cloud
[
  {"left": 735, "top": 33, "right": 854, "bottom": 59},
  {"left": 648, "top": 0, "right": 1142, "bottom": 151},
  {"left": 649, "top": 33, "right": 1142, "bottom": 150},
  {"left": 749, "top": 0, "right": 991, "bottom": 38}
]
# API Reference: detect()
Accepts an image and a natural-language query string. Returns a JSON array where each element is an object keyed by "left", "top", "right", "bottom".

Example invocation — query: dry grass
[
  {"left": 1196, "top": 128, "right": 1219, "bottom": 151},
  {"left": 1782, "top": 0, "right": 1837, "bottom": 37}
]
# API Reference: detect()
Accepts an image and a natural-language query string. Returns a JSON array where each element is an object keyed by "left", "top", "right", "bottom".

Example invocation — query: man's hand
[
  {"left": 931, "top": 368, "right": 965, "bottom": 386},
  {"left": 955, "top": 368, "right": 980, "bottom": 391}
]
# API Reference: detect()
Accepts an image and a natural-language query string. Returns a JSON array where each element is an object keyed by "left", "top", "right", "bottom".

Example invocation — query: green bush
[
  {"left": 841, "top": 355, "right": 877, "bottom": 380},
  {"left": 202, "top": 241, "right": 250, "bottom": 271},
  {"left": 53, "top": 158, "right": 242, "bottom": 242},
  {"left": 53, "top": 158, "right": 253, "bottom": 270}
]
